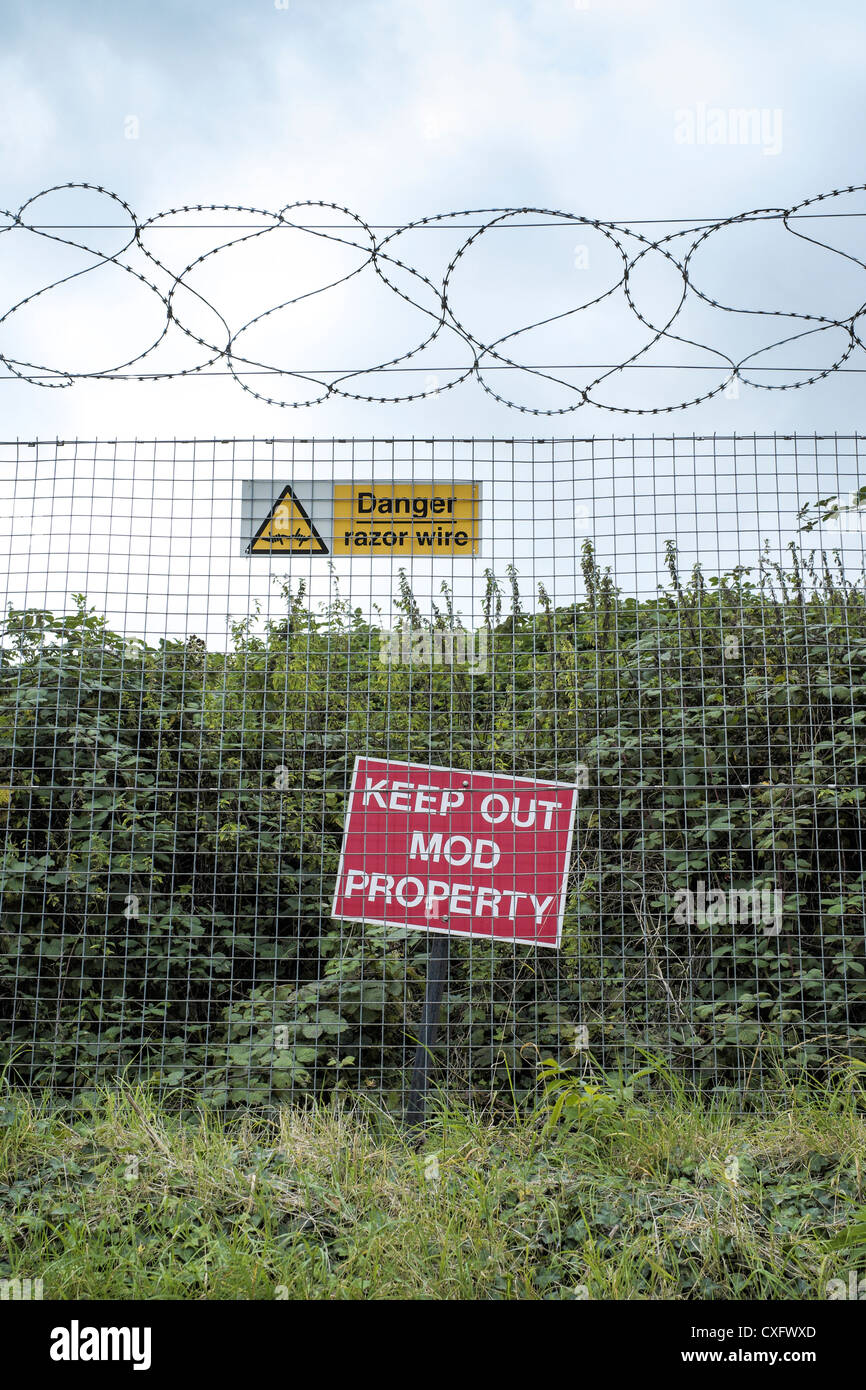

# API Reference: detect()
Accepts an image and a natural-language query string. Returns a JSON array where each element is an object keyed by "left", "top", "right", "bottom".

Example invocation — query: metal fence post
[{"left": 404, "top": 931, "right": 451, "bottom": 1131}]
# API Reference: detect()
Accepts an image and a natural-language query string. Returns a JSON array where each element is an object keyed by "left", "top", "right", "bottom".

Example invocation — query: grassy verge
[{"left": 1, "top": 1077, "right": 864, "bottom": 1300}]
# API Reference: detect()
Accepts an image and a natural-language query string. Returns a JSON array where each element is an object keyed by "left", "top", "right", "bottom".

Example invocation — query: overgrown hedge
[{"left": 1, "top": 535, "right": 865, "bottom": 1104}]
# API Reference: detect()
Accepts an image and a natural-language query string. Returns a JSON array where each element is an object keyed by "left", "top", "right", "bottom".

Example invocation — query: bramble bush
[{"left": 1, "top": 529, "right": 864, "bottom": 1105}]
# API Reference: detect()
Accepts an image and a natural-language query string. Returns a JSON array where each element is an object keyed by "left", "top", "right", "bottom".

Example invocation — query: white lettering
[
  {"left": 472, "top": 838, "right": 500, "bottom": 870},
  {"left": 368, "top": 873, "right": 394, "bottom": 902},
  {"left": 481, "top": 793, "right": 510, "bottom": 824},
  {"left": 394, "top": 876, "right": 425, "bottom": 907},
  {"left": 410, "top": 830, "right": 443, "bottom": 861},
  {"left": 362, "top": 776, "right": 389, "bottom": 809},
  {"left": 529, "top": 893, "right": 555, "bottom": 923},
  {"left": 389, "top": 781, "right": 411, "bottom": 811},
  {"left": 535, "top": 798, "right": 563, "bottom": 829},
  {"left": 449, "top": 883, "right": 474, "bottom": 914}
]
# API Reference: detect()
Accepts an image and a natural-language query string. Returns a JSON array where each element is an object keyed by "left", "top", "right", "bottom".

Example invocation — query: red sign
[{"left": 332, "top": 757, "right": 579, "bottom": 949}]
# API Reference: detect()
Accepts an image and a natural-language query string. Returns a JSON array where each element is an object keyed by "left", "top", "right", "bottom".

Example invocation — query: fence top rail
[{"left": 1, "top": 433, "right": 866, "bottom": 448}]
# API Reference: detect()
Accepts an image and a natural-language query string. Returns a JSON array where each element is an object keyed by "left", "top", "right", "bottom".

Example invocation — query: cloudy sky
[{"left": 0, "top": 0, "right": 864, "bottom": 637}]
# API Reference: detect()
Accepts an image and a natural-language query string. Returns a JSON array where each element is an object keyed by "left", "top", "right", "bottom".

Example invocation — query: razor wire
[{"left": 2, "top": 183, "right": 866, "bottom": 413}]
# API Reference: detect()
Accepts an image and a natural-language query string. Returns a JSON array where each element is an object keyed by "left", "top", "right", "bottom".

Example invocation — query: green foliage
[
  {"left": 537, "top": 1056, "right": 657, "bottom": 1129},
  {"left": 1, "top": 533, "right": 865, "bottom": 1104}
]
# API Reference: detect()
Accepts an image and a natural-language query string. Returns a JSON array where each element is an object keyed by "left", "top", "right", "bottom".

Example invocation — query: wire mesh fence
[{"left": 1, "top": 435, "right": 865, "bottom": 1108}]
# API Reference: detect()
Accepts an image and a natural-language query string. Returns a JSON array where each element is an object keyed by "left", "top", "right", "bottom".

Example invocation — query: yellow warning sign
[
  {"left": 247, "top": 486, "right": 328, "bottom": 555},
  {"left": 332, "top": 483, "right": 480, "bottom": 555}
]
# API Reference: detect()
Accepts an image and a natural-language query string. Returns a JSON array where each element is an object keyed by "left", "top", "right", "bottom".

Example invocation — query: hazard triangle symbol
[{"left": 247, "top": 486, "right": 328, "bottom": 555}]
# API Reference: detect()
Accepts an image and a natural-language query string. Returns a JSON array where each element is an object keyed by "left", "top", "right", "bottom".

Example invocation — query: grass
[{"left": 1, "top": 1070, "right": 864, "bottom": 1300}]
